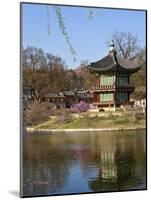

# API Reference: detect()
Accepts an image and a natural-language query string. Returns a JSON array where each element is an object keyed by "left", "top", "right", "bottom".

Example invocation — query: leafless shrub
[
  {"left": 133, "top": 112, "right": 144, "bottom": 121},
  {"left": 56, "top": 110, "right": 72, "bottom": 124},
  {"left": 24, "top": 102, "right": 53, "bottom": 126}
]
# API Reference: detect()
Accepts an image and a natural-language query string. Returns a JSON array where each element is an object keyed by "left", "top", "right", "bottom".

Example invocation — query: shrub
[
  {"left": 99, "top": 108, "right": 105, "bottom": 112},
  {"left": 23, "top": 102, "right": 53, "bottom": 126},
  {"left": 114, "top": 116, "right": 129, "bottom": 124},
  {"left": 56, "top": 111, "right": 72, "bottom": 124},
  {"left": 53, "top": 108, "right": 74, "bottom": 116},
  {"left": 133, "top": 112, "right": 144, "bottom": 120},
  {"left": 72, "top": 101, "right": 90, "bottom": 113},
  {"left": 115, "top": 107, "right": 124, "bottom": 112}
]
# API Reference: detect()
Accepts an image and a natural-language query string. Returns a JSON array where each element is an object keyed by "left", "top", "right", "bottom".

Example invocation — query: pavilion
[{"left": 88, "top": 42, "right": 141, "bottom": 110}]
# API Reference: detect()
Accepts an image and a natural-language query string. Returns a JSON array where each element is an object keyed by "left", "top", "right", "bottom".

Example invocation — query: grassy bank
[{"left": 31, "top": 112, "right": 146, "bottom": 130}]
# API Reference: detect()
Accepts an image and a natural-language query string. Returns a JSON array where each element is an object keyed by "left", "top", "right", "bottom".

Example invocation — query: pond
[{"left": 22, "top": 130, "right": 146, "bottom": 197}]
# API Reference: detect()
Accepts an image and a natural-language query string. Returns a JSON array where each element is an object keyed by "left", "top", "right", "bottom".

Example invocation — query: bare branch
[{"left": 107, "top": 31, "right": 140, "bottom": 60}]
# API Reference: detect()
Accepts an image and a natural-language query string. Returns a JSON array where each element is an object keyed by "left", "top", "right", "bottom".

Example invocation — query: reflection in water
[
  {"left": 23, "top": 135, "right": 71, "bottom": 196},
  {"left": 88, "top": 143, "right": 136, "bottom": 191},
  {"left": 22, "top": 130, "right": 146, "bottom": 197}
]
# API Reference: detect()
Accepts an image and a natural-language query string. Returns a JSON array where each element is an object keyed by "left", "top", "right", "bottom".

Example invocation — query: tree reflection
[{"left": 23, "top": 132, "right": 71, "bottom": 196}]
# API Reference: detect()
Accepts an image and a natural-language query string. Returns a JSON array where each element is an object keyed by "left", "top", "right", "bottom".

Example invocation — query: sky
[{"left": 22, "top": 3, "right": 146, "bottom": 68}]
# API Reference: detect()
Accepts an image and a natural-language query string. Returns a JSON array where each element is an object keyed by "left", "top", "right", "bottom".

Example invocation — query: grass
[{"left": 31, "top": 112, "right": 146, "bottom": 130}]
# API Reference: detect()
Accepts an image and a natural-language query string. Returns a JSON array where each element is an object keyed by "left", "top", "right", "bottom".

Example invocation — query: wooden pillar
[
  {"left": 128, "top": 92, "right": 130, "bottom": 102},
  {"left": 128, "top": 74, "right": 130, "bottom": 84},
  {"left": 97, "top": 93, "right": 100, "bottom": 102},
  {"left": 114, "top": 91, "right": 116, "bottom": 106},
  {"left": 93, "top": 92, "right": 98, "bottom": 102}
]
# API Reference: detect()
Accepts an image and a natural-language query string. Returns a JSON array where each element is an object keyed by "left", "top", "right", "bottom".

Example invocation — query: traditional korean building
[
  {"left": 43, "top": 91, "right": 93, "bottom": 109},
  {"left": 88, "top": 42, "right": 141, "bottom": 109}
]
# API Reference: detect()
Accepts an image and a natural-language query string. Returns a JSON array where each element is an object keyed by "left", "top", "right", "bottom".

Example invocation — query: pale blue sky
[{"left": 22, "top": 3, "right": 146, "bottom": 68}]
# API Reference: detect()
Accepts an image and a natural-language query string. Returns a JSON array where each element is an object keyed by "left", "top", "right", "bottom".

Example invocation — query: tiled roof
[
  {"left": 63, "top": 91, "right": 75, "bottom": 96},
  {"left": 44, "top": 93, "right": 65, "bottom": 98},
  {"left": 77, "top": 93, "right": 93, "bottom": 98},
  {"left": 88, "top": 50, "right": 141, "bottom": 73}
]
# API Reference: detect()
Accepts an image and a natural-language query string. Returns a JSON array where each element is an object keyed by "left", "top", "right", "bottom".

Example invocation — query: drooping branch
[
  {"left": 54, "top": 6, "right": 77, "bottom": 62},
  {"left": 87, "top": 8, "right": 94, "bottom": 20},
  {"left": 46, "top": 6, "right": 51, "bottom": 35}
]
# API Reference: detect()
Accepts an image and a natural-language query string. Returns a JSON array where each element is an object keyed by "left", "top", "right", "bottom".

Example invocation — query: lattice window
[
  {"left": 100, "top": 93, "right": 113, "bottom": 101},
  {"left": 100, "top": 75, "right": 114, "bottom": 85}
]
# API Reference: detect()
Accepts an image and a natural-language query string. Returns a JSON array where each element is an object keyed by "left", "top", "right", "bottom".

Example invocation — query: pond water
[{"left": 22, "top": 130, "right": 146, "bottom": 197}]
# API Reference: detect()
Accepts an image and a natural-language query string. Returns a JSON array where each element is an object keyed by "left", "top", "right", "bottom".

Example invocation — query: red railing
[
  {"left": 92, "top": 85, "right": 115, "bottom": 90},
  {"left": 92, "top": 84, "right": 135, "bottom": 91},
  {"left": 116, "top": 84, "right": 135, "bottom": 90}
]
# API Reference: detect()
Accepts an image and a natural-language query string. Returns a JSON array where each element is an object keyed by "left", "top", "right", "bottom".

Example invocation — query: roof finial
[
  {"left": 109, "top": 39, "right": 117, "bottom": 57},
  {"left": 109, "top": 40, "right": 115, "bottom": 51}
]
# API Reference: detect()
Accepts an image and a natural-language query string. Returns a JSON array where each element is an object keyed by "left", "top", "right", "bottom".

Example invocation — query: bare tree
[
  {"left": 107, "top": 31, "right": 140, "bottom": 60},
  {"left": 107, "top": 31, "right": 146, "bottom": 99},
  {"left": 22, "top": 46, "right": 47, "bottom": 70}
]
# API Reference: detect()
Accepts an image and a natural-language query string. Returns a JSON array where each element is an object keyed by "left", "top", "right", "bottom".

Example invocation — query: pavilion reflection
[{"left": 88, "top": 133, "right": 146, "bottom": 192}]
